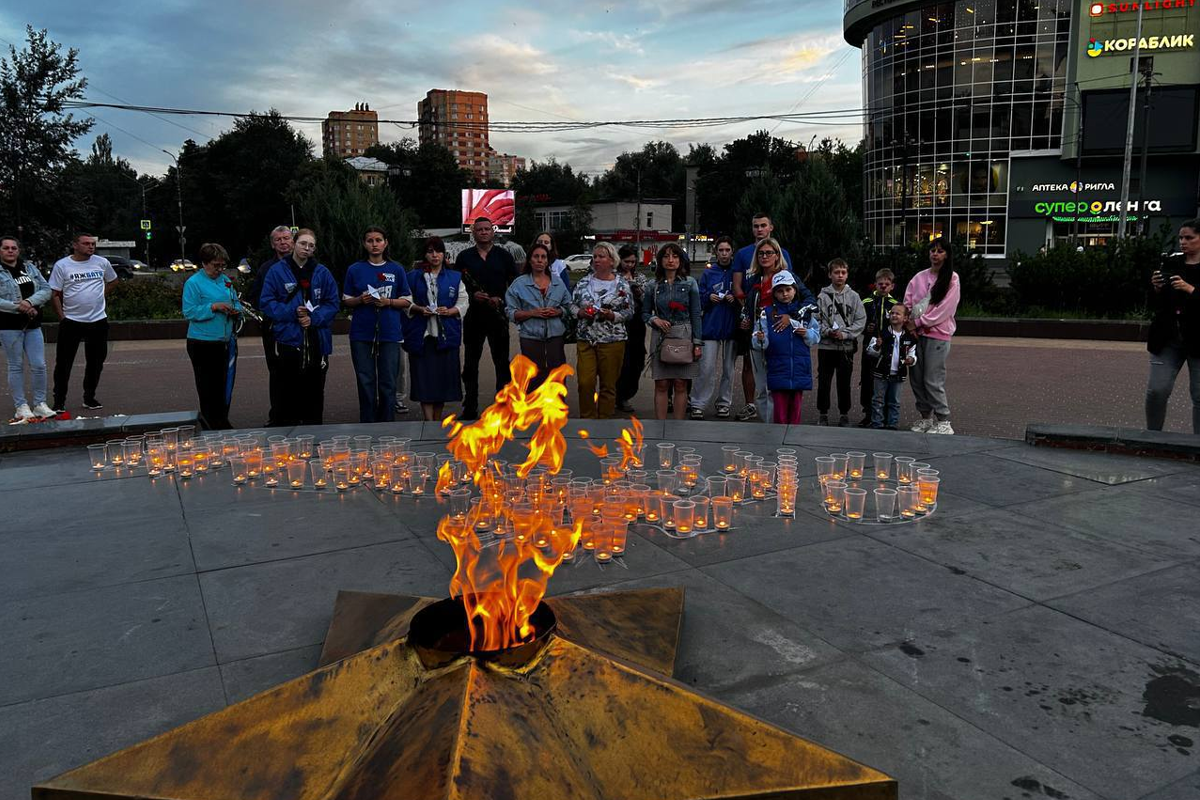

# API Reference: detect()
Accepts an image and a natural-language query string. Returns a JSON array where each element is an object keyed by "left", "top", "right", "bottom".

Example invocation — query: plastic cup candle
[
  {"left": 123, "top": 440, "right": 143, "bottom": 467},
  {"left": 391, "top": 469, "right": 408, "bottom": 495},
  {"left": 846, "top": 452, "right": 866, "bottom": 480},
  {"left": 408, "top": 468, "right": 428, "bottom": 496},
  {"left": 898, "top": 485, "right": 919, "bottom": 518},
  {"left": 875, "top": 487, "right": 898, "bottom": 522},
  {"left": 657, "top": 442, "right": 675, "bottom": 469},
  {"left": 726, "top": 475, "right": 746, "bottom": 503},
  {"left": 244, "top": 450, "right": 262, "bottom": 479},
  {"left": 830, "top": 454, "right": 849, "bottom": 481},
  {"left": 309, "top": 460, "right": 328, "bottom": 489},
  {"left": 873, "top": 452, "right": 894, "bottom": 480},
  {"left": 287, "top": 460, "right": 306, "bottom": 489},
  {"left": 844, "top": 487, "right": 867, "bottom": 520},
  {"left": 707, "top": 476, "right": 727, "bottom": 497},
  {"left": 194, "top": 449, "right": 210, "bottom": 473},
  {"left": 776, "top": 482, "right": 798, "bottom": 517},
  {"left": 660, "top": 496, "right": 677, "bottom": 530},
  {"left": 895, "top": 457, "right": 916, "bottom": 484},
  {"left": 722, "top": 445, "right": 740, "bottom": 473},
  {"left": 593, "top": 522, "right": 613, "bottom": 563},
  {"left": 372, "top": 460, "right": 392, "bottom": 491},
  {"left": 611, "top": 518, "right": 628, "bottom": 555},
  {"left": 918, "top": 475, "right": 940, "bottom": 510},
  {"left": 749, "top": 469, "right": 769, "bottom": 500},
  {"left": 87, "top": 444, "right": 107, "bottom": 471},
  {"left": 262, "top": 464, "right": 279, "bottom": 488},
  {"left": 106, "top": 440, "right": 126, "bottom": 467},
  {"left": 673, "top": 500, "right": 696, "bottom": 536},
  {"left": 712, "top": 496, "right": 734, "bottom": 530},
  {"left": 692, "top": 497, "right": 710, "bottom": 531},
  {"left": 656, "top": 469, "right": 679, "bottom": 495},
  {"left": 823, "top": 481, "right": 847, "bottom": 514},
  {"left": 735, "top": 450, "right": 753, "bottom": 477},
  {"left": 177, "top": 452, "right": 194, "bottom": 480},
  {"left": 147, "top": 446, "right": 165, "bottom": 477},
  {"left": 815, "top": 456, "right": 834, "bottom": 484},
  {"left": 644, "top": 492, "right": 663, "bottom": 523},
  {"left": 229, "top": 456, "right": 247, "bottom": 485},
  {"left": 333, "top": 466, "right": 351, "bottom": 492},
  {"left": 631, "top": 484, "right": 651, "bottom": 518}
]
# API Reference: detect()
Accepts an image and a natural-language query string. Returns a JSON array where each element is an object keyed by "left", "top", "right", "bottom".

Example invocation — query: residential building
[
  {"left": 418, "top": 89, "right": 491, "bottom": 182},
  {"left": 487, "top": 151, "right": 527, "bottom": 187},
  {"left": 344, "top": 156, "right": 389, "bottom": 187},
  {"left": 322, "top": 103, "right": 379, "bottom": 159}
]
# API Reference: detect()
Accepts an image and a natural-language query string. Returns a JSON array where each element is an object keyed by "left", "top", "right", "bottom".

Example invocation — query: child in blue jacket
[{"left": 753, "top": 271, "right": 820, "bottom": 424}]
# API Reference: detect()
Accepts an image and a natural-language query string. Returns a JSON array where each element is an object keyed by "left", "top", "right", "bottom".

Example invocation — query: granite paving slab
[
  {"left": 0, "top": 574, "right": 214, "bottom": 706},
  {"left": 862, "top": 604, "right": 1200, "bottom": 799},
  {"left": 721, "top": 659, "right": 1102, "bottom": 800},
  {"left": 989, "top": 444, "right": 1191, "bottom": 485},
  {"left": 1018, "top": 487, "right": 1200, "bottom": 559},
  {"left": 1121, "top": 471, "right": 1200, "bottom": 510},
  {"left": 0, "top": 667, "right": 226, "bottom": 800},
  {"left": 917, "top": 451, "right": 1095, "bottom": 507},
  {"left": 218, "top": 644, "right": 325, "bottom": 703},
  {"left": 1138, "top": 770, "right": 1200, "bottom": 800},
  {"left": 5, "top": 473, "right": 183, "bottom": 528}
]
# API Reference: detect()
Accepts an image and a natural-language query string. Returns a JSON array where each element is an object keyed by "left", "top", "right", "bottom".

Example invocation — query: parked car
[
  {"left": 169, "top": 259, "right": 197, "bottom": 272},
  {"left": 104, "top": 256, "right": 137, "bottom": 280},
  {"left": 564, "top": 253, "right": 593, "bottom": 272}
]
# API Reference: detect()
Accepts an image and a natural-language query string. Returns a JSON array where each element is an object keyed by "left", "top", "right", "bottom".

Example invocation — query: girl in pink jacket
[{"left": 903, "top": 239, "right": 961, "bottom": 434}]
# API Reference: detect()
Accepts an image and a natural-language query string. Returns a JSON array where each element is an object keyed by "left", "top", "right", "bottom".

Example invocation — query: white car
[{"left": 564, "top": 253, "right": 593, "bottom": 272}]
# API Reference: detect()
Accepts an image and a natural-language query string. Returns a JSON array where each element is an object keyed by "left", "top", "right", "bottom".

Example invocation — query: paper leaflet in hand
[
  {"left": 304, "top": 300, "right": 317, "bottom": 312},
  {"left": 367, "top": 285, "right": 382, "bottom": 299}
]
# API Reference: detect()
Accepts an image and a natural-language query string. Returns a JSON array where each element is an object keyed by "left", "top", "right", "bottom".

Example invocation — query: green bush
[{"left": 105, "top": 276, "right": 185, "bottom": 320}]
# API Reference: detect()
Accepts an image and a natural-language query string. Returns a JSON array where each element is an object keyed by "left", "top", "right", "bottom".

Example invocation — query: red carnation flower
[
  {"left": 668, "top": 301, "right": 686, "bottom": 312},
  {"left": 300, "top": 279, "right": 311, "bottom": 289},
  {"left": 224, "top": 280, "right": 232, "bottom": 288},
  {"left": 377, "top": 272, "right": 387, "bottom": 282}
]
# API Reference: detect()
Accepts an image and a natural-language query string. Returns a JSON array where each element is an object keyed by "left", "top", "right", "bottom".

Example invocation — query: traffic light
[{"left": 145, "top": 231, "right": 152, "bottom": 240}]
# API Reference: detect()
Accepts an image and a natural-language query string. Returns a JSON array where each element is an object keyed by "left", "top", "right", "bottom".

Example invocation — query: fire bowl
[{"left": 408, "top": 596, "right": 557, "bottom": 670}]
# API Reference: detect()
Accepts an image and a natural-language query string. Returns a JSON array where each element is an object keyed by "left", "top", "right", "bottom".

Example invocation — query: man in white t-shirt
[{"left": 49, "top": 233, "right": 117, "bottom": 411}]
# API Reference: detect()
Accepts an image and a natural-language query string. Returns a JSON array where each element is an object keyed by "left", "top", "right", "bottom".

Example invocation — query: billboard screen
[{"left": 461, "top": 189, "right": 516, "bottom": 231}]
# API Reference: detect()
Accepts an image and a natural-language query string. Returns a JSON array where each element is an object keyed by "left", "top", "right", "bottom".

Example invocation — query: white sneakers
[
  {"left": 14, "top": 403, "right": 34, "bottom": 420},
  {"left": 911, "top": 417, "right": 954, "bottom": 435},
  {"left": 32, "top": 402, "right": 56, "bottom": 418}
]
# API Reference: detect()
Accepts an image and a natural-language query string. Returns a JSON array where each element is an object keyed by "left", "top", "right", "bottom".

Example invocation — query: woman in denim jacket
[
  {"left": 643, "top": 243, "right": 702, "bottom": 420},
  {"left": 0, "top": 236, "right": 54, "bottom": 420},
  {"left": 506, "top": 242, "right": 572, "bottom": 390}
]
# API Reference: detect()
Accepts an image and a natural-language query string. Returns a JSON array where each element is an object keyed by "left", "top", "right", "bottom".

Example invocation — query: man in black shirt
[
  {"left": 456, "top": 217, "right": 516, "bottom": 419},
  {"left": 249, "top": 226, "right": 294, "bottom": 426}
]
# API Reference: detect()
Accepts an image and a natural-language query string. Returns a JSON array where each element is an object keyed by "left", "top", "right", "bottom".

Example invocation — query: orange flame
[
  {"left": 577, "top": 430, "right": 610, "bottom": 458},
  {"left": 436, "top": 355, "right": 581, "bottom": 652}
]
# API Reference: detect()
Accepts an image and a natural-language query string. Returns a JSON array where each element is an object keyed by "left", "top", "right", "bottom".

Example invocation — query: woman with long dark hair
[
  {"left": 506, "top": 242, "right": 572, "bottom": 388},
  {"left": 259, "top": 228, "right": 340, "bottom": 426},
  {"left": 402, "top": 236, "right": 469, "bottom": 421},
  {"left": 903, "top": 237, "right": 961, "bottom": 434},
  {"left": 1146, "top": 218, "right": 1200, "bottom": 433},
  {"left": 644, "top": 242, "right": 702, "bottom": 420},
  {"left": 343, "top": 227, "right": 412, "bottom": 423},
  {"left": 534, "top": 231, "right": 571, "bottom": 292},
  {"left": 182, "top": 243, "right": 242, "bottom": 429},
  {"left": 616, "top": 244, "right": 648, "bottom": 412}
]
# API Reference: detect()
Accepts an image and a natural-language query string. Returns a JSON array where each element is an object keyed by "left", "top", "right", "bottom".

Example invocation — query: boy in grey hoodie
[{"left": 816, "top": 258, "right": 866, "bottom": 426}]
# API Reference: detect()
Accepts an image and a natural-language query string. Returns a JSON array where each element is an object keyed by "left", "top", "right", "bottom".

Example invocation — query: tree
[
  {"left": 366, "top": 138, "right": 475, "bottom": 229},
  {"left": 61, "top": 133, "right": 143, "bottom": 245},
  {"left": 286, "top": 158, "right": 418, "bottom": 282},
  {"left": 815, "top": 137, "right": 864, "bottom": 222},
  {"left": 510, "top": 158, "right": 593, "bottom": 248},
  {"left": 774, "top": 157, "right": 859, "bottom": 285},
  {"left": 0, "top": 26, "right": 93, "bottom": 261},
  {"left": 597, "top": 141, "right": 686, "bottom": 228}
]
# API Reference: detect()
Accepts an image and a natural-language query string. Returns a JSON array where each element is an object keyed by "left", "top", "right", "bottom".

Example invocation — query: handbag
[{"left": 659, "top": 322, "right": 694, "bottom": 364}]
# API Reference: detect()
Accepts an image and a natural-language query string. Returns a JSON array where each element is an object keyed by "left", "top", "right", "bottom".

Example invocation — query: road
[{"left": 4, "top": 334, "right": 1194, "bottom": 440}]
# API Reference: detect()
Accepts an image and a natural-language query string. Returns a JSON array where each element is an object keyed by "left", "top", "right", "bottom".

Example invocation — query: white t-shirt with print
[{"left": 49, "top": 256, "right": 117, "bottom": 322}]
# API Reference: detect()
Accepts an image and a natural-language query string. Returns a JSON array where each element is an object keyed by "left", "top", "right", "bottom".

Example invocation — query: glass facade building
[{"left": 845, "top": 0, "right": 1073, "bottom": 253}]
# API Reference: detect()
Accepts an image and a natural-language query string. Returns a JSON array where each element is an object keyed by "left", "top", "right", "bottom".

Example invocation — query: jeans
[
  {"left": 817, "top": 348, "right": 854, "bottom": 415},
  {"left": 261, "top": 325, "right": 283, "bottom": 426},
  {"left": 1145, "top": 339, "right": 1200, "bottom": 434},
  {"left": 462, "top": 317, "right": 511, "bottom": 414},
  {"left": 750, "top": 348, "right": 773, "bottom": 421},
  {"left": 577, "top": 340, "right": 625, "bottom": 418},
  {"left": 53, "top": 317, "right": 108, "bottom": 407},
  {"left": 186, "top": 338, "right": 234, "bottom": 430},
  {"left": 692, "top": 339, "right": 736, "bottom": 411},
  {"left": 519, "top": 336, "right": 567, "bottom": 391},
  {"left": 0, "top": 327, "right": 47, "bottom": 408},
  {"left": 350, "top": 339, "right": 399, "bottom": 424},
  {"left": 909, "top": 337, "right": 952, "bottom": 420},
  {"left": 871, "top": 377, "right": 902, "bottom": 429}
]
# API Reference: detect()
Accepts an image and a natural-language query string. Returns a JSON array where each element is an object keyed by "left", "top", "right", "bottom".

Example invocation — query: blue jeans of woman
[
  {"left": 0, "top": 327, "right": 47, "bottom": 408},
  {"left": 350, "top": 339, "right": 399, "bottom": 423},
  {"left": 1145, "top": 338, "right": 1200, "bottom": 434}
]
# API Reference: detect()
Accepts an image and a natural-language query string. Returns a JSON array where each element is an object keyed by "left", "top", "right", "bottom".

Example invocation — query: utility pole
[
  {"left": 635, "top": 165, "right": 642, "bottom": 265},
  {"left": 1072, "top": 83, "right": 1084, "bottom": 246},
  {"left": 163, "top": 149, "right": 186, "bottom": 261},
  {"left": 1116, "top": 1, "right": 1146, "bottom": 239},
  {"left": 894, "top": 134, "right": 914, "bottom": 247},
  {"left": 1135, "top": 57, "right": 1156, "bottom": 236}
]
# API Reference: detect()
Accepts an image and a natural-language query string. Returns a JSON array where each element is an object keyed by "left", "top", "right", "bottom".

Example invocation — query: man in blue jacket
[
  {"left": 258, "top": 228, "right": 340, "bottom": 426},
  {"left": 688, "top": 236, "right": 739, "bottom": 419}
]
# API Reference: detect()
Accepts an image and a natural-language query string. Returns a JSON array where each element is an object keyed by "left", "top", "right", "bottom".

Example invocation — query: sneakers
[
  {"left": 910, "top": 417, "right": 934, "bottom": 433},
  {"left": 687, "top": 407, "right": 704, "bottom": 420},
  {"left": 716, "top": 405, "right": 731, "bottom": 419},
  {"left": 32, "top": 402, "right": 56, "bottom": 418},
  {"left": 82, "top": 398, "right": 103, "bottom": 410},
  {"left": 838, "top": 415, "right": 850, "bottom": 427},
  {"left": 928, "top": 420, "right": 955, "bottom": 435},
  {"left": 735, "top": 404, "right": 758, "bottom": 421},
  {"left": 819, "top": 414, "right": 829, "bottom": 426},
  {"left": 14, "top": 403, "right": 34, "bottom": 420},
  {"left": 616, "top": 400, "right": 636, "bottom": 413}
]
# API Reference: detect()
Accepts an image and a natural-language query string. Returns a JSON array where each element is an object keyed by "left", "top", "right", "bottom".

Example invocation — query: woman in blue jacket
[
  {"left": 506, "top": 242, "right": 572, "bottom": 390},
  {"left": 0, "top": 235, "right": 54, "bottom": 420},
  {"left": 753, "top": 271, "right": 820, "bottom": 425},
  {"left": 259, "top": 228, "right": 340, "bottom": 426},
  {"left": 182, "top": 243, "right": 242, "bottom": 429},
  {"left": 403, "top": 236, "right": 469, "bottom": 421}
]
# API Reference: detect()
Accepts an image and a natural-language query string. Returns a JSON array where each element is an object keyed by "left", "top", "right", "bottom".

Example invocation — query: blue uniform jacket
[
  {"left": 698, "top": 264, "right": 738, "bottom": 340},
  {"left": 402, "top": 268, "right": 464, "bottom": 355},
  {"left": 259, "top": 258, "right": 340, "bottom": 355},
  {"left": 753, "top": 301, "right": 820, "bottom": 392}
]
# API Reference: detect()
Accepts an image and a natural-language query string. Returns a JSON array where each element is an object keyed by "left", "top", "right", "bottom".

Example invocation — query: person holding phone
[{"left": 1146, "top": 218, "right": 1200, "bottom": 433}]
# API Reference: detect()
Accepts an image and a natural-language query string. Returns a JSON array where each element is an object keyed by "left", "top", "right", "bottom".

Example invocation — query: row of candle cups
[
  {"left": 820, "top": 476, "right": 941, "bottom": 521},
  {"left": 816, "top": 452, "right": 932, "bottom": 485},
  {"left": 86, "top": 425, "right": 200, "bottom": 471}
]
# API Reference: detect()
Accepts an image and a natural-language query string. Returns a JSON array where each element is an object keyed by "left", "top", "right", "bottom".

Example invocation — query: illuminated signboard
[
  {"left": 1089, "top": 0, "right": 1195, "bottom": 15},
  {"left": 1086, "top": 33, "right": 1194, "bottom": 56}
]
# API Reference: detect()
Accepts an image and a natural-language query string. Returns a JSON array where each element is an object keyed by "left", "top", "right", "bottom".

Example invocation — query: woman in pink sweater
[{"left": 903, "top": 238, "right": 961, "bottom": 434}]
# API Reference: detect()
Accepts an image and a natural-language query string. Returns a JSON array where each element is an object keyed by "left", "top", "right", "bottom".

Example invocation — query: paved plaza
[{"left": 2, "top": 420, "right": 1199, "bottom": 799}]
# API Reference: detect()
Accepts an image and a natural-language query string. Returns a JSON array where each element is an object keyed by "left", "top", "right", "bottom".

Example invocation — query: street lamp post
[{"left": 162, "top": 149, "right": 186, "bottom": 262}]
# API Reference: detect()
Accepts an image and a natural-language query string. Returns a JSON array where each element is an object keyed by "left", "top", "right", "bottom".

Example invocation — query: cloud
[
  {"left": 605, "top": 70, "right": 662, "bottom": 91},
  {"left": 567, "top": 29, "right": 645, "bottom": 54}
]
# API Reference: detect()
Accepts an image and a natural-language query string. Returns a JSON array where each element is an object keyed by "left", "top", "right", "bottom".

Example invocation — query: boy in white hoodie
[{"left": 815, "top": 258, "right": 866, "bottom": 426}]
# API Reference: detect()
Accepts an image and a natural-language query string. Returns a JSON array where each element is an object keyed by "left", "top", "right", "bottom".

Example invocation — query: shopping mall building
[{"left": 844, "top": 0, "right": 1200, "bottom": 257}]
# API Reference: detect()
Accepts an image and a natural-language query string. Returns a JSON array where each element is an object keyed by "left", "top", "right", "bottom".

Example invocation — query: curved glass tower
[{"left": 845, "top": 0, "right": 1073, "bottom": 254}]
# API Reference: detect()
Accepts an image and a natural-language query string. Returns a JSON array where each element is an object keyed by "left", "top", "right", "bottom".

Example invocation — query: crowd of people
[{"left": 3, "top": 217, "right": 1198, "bottom": 435}]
